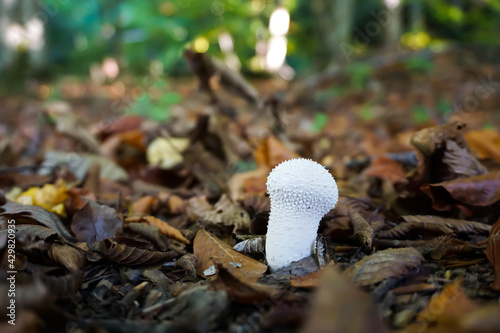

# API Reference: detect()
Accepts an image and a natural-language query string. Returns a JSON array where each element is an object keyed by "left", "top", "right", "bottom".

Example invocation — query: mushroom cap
[{"left": 267, "top": 158, "right": 338, "bottom": 218}]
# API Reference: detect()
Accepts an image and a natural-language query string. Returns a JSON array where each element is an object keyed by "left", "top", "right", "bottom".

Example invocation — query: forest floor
[{"left": 1, "top": 46, "right": 500, "bottom": 333}]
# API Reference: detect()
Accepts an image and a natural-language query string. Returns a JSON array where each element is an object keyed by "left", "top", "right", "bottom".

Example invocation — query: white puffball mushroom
[{"left": 265, "top": 158, "right": 338, "bottom": 271}]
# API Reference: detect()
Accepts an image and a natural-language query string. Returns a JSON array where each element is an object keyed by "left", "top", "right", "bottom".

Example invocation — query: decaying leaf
[
  {"left": 210, "top": 261, "right": 278, "bottom": 304},
  {"left": 344, "top": 248, "right": 424, "bottom": 287},
  {"left": 193, "top": 229, "right": 267, "bottom": 281},
  {"left": 465, "top": 129, "right": 500, "bottom": 163},
  {"left": 417, "top": 281, "right": 478, "bottom": 326},
  {"left": 430, "top": 236, "right": 485, "bottom": 260},
  {"left": 71, "top": 199, "right": 123, "bottom": 245},
  {"left": 254, "top": 135, "right": 300, "bottom": 169},
  {"left": 349, "top": 209, "right": 374, "bottom": 249},
  {"left": 289, "top": 270, "right": 323, "bottom": 289},
  {"left": 130, "top": 195, "right": 155, "bottom": 214},
  {"left": 377, "top": 215, "right": 491, "bottom": 239},
  {"left": 0, "top": 200, "right": 73, "bottom": 239},
  {"left": 49, "top": 243, "right": 87, "bottom": 272},
  {"left": 40, "top": 150, "right": 128, "bottom": 181},
  {"left": 11, "top": 224, "right": 59, "bottom": 242},
  {"left": 421, "top": 171, "right": 500, "bottom": 212},
  {"left": 125, "top": 222, "right": 170, "bottom": 251},
  {"left": 146, "top": 137, "right": 190, "bottom": 169},
  {"left": 93, "top": 238, "right": 182, "bottom": 266},
  {"left": 175, "top": 253, "right": 198, "bottom": 281},
  {"left": 39, "top": 270, "right": 84, "bottom": 298},
  {"left": 301, "top": 265, "right": 388, "bottom": 333},
  {"left": 486, "top": 217, "right": 500, "bottom": 290},
  {"left": 125, "top": 216, "right": 189, "bottom": 244},
  {"left": 363, "top": 155, "right": 408, "bottom": 185},
  {"left": 460, "top": 304, "right": 500, "bottom": 332},
  {"left": 442, "top": 140, "right": 487, "bottom": 178},
  {"left": 373, "top": 236, "right": 484, "bottom": 259},
  {"left": 411, "top": 121, "right": 469, "bottom": 157},
  {"left": 187, "top": 195, "right": 250, "bottom": 234},
  {"left": 233, "top": 236, "right": 265, "bottom": 254}
]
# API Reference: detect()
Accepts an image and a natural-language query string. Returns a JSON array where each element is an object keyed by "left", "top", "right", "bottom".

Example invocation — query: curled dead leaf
[
  {"left": 93, "top": 238, "right": 183, "bottom": 266},
  {"left": 421, "top": 171, "right": 500, "bottom": 212},
  {"left": 210, "top": 260, "right": 278, "bottom": 304},
  {"left": 187, "top": 195, "right": 250, "bottom": 235},
  {"left": 377, "top": 215, "right": 491, "bottom": 239},
  {"left": 125, "top": 222, "right": 170, "bottom": 251},
  {"left": 49, "top": 243, "right": 87, "bottom": 272},
  {"left": 125, "top": 215, "right": 189, "bottom": 244},
  {"left": 193, "top": 229, "right": 267, "bottom": 281},
  {"left": 486, "top": 217, "right": 500, "bottom": 290},
  {"left": 349, "top": 209, "right": 374, "bottom": 250},
  {"left": 70, "top": 199, "right": 123, "bottom": 245},
  {"left": 344, "top": 248, "right": 424, "bottom": 287},
  {"left": 0, "top": 200, "right": 73, "bottom": 240},
  {"left": 130, "top": 195, "right": 155, "bottom": 214},
  {"left": 301, "top": 265, "right": 388, "bottom": 333},
  {"left": 417, "top": 281, "right": 478, "bottom": 326}
]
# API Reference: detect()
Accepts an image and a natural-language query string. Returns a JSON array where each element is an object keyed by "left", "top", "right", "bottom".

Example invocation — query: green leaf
[
  {"left": 159, "top": 92, "right": 182, "bottom": 106},
  {"left": 360, "top": 105, "right": 375, "bottom": 121},
  {"left": 412, "top": 106, "right": 430, "bottom": 124},
  {"left": 311, "top": 113, "right": 328, "bottom": 133}
]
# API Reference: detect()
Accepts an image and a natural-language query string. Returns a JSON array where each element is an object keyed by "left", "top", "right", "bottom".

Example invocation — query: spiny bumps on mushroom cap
[{"left": 266, "top": 158, "right": 338, "bottom": 218}]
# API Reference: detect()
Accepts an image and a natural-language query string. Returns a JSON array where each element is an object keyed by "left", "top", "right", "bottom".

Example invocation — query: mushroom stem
[
  {"left": 266, "top": 209, "right": 321, "bottom": 271},
  {"left": 265, "top": 158, "right": 338, "bottom": 272}
]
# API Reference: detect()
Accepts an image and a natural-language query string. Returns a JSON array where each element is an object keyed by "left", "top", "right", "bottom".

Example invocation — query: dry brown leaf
[
  {"left": 9, "top": 224, "right": 59, "bottom": 241},
  {"left": 93, "top": 238, "right": 182, "bottom": 266},
  {"left": 486, "top": 216, "right": 500, "bottom": 290},
  {"left": 349, "top": 209, "right": 374, "bottom": 249},
  {"left": 228, "top": 168, "right": 268, "bottom": 201},
  {"left": 377, "top": 215, "right": 491, "bottom": 239},
  {"left": 430, "top": 236, "right": 484, "bottom": 260},
  {"left": 408, "top": 121, "right": 487, "bottom": 188},
  {"left": 175, "top": 253, "right": 198, "bottom": 281},
  {"left": 289, "top": 270, "right": 323, "bottom": 289},
  {"left": 39, "top": 270, "right": 84, "bottom": 298},
  {"left": 193, "top": 229, "right": 267, "bottom": 281},
  {"left": 233, "top": 237, "right": 265, "bottom": 254},
  {"left": 187, "top": 195, "right": 250, "bottom": 234},
  {"left": 421, "top": 171, "right": 500, "bottom": 212},
  {"left": 411, "top": 121, "right": 468, "bottom": 157},
  {"left": 130, "top": 195, "right": 155, "bottom": 214},
  {"left": 344, "top": 248, "right": 424, "bottom": 287},
  {"left": 300, "top": 265, "right": 388, "bottom": 333},
  {"left": 363, "top": 155, "right": 408, "bottom": 184},
  {"left": 391, "top": 283, "right": 439, "bottom": 295},
  {"left": 459, "top": 304, "right": 500, "bottom": 332},
  {"left": 210, "top": 260, "right": 278, "bottom": 304},
  {"left": 125, "top": 222, "right": 170, "bottom": 251},
  {"left": 465, "top": 129, "right": 500, "bottom": 163},
  {"left": 49, "top": 243, "right": 87, "bottom": 272},
  {"left": 0, "top": 200, "right": 73, "bottom": 240},
  {"left": 417, "top": 281, "right": 478, "bottom": 326},
  {"left": 442, "top": 140, "right": 488, "bottom": 177},
  {"left": 254, "top": 135, "right": 300, "bottom": 169},
  {"left": 125, "top": 215, "right": 189, "bottom": 244}
]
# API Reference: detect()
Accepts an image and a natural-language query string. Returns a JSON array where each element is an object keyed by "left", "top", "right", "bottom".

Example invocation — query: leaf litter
[{"left": 1, "top": 49, "right": 500, "bottom": 333}]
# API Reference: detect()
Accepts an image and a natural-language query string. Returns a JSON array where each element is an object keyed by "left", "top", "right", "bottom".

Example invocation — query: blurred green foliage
[
  {"left": 4, "top": 0, "right": 500, "bottom": 79},
  {"left": 125, "top": 77, "right": 181, "bottom": 122}
]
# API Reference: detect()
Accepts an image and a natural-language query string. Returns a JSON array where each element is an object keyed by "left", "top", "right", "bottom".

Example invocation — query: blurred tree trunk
[
  {"left": 0, "top": 0, "right": 15, "bottom": 71},
  {"left": 312, "top": 0, "right": 355, "bottom": 63},
  {"left": 385, "top": 1, "right": 402, "bottom": 52},
  {"left": 0, "top": 0, "right": 46, "bottom": 75},
  {"left": 409, "top": 0, "right": 424, "bottom": 32}
]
